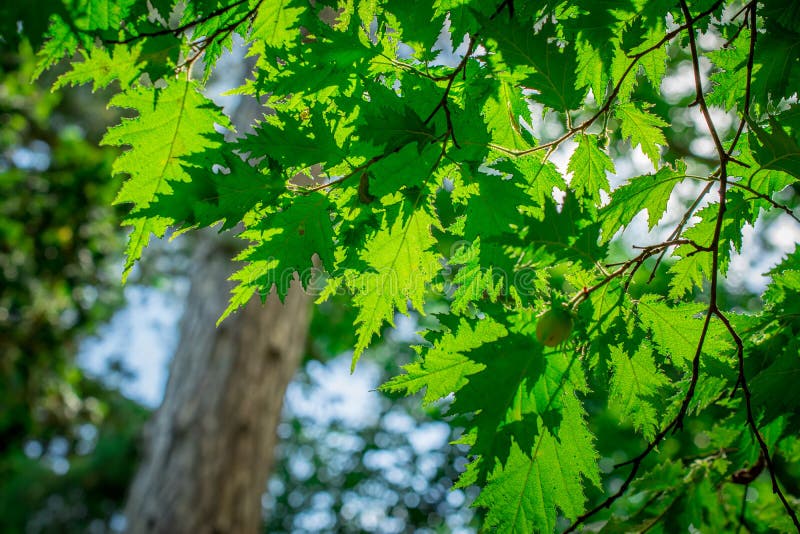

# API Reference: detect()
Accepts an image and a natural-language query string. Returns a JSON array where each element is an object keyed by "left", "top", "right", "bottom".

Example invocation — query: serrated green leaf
[
  {"left": 746, "top": 115, "right": 800, "bottom": 180},
  {"left": 33, "top": 15, "right": 79, "bottom": 80},
  {"left": 610, "top": 45, "right": 638, "bottom": 103},
  {"left": 636, "top": 295, "right": 731, "bottom": 369},
  {"left": 609, "top": 343, "right": 668, "bottom": 439},
  {"left": 708, "top": 28, "right": 755, "bottom": 112},
  {"left": 667, "top": 251, "right": 709, "bottom": 300},
  {"left": 448, "top": 237, "right": 508, "bottom": 313},
  {"left": 101, "top": 80, "right": 229, "bottom": 278},
  {"left": 54, "top": 43, "right": 143, "bottom": 92},
  {"left": 475, "top": 392, "right": 599, "bottom": 533},
  {"left": 599, "top": 164, "right": 684, "bottom": 243},
  {"left": 615, "top": 102, "right": 668, "bottom": 167},
  {"left": 639, "top": 37, "right": 667, "bottom": 91},
  {"left": 482, "top": 80, "right": 534, "bottom": 150},
  {"left": 358, "top": 93, "right": 436, "bottom": 153},
  {"left": 482, "top": 19, "right": 583, "bottom": 112},
  {"left": 568, "top": 133, "right": 614, "bottom": 206},
  {"left": 750, "top": 20, "right": 800, "bottom": 109},
  {"left": 221, "top": 193, "right": 334, "bottom": 316},
  {"left": 575, "top": 41, "right": 607, "bottom": 102},
  {"left": 249, "top": 0, "right": 305, "bottom": 50},
  {"left": 381, "top": 316, "right": 508, "bottom": 404},
  {"left": 349, "top": 207, "right": 440, "bottom": 364}
]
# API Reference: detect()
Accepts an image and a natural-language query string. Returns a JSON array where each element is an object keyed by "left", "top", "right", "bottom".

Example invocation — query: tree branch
[
  {"left": 488, "top": 0, "right": 725, "bottom": 159},
  {"left": 103, "top": 0, "right": 252, "bottom": 45}
]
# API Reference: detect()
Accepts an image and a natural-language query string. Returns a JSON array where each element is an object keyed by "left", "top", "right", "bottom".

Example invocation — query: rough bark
[{"left": 124, "top": 236, "right": 311, "bottom": 534}]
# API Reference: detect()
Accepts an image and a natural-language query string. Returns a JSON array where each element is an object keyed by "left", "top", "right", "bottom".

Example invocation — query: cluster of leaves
[{"left": 15, "top": 0, "right": 800, "bottom": 531}]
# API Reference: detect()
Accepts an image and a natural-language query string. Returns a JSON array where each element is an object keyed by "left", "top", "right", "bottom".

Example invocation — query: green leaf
[
  {"left": 474, "top": 392, "right": 599, "bottom": 533},
  {"left": 575, "top": 41, "right": 607, "bottom": 102},
  {"left": 524, "top": 193, "right": 606, "bottom": 270},
  {"left": 348, "top": 206, "right": 440, "bottom": 364},
  {"left": 639, "top": 36, "right": 668, "bottom": 91},
  {"left": 54, "top": 43, "right": 143, "bottom": 92},
  {"left": 381, "top": 316, "right": 508, "bottom": 404},
  {"left": 615, "top": 102, "right": 668, "bottom": 167},
  {"left": 358, "top": 92, "right": 436, "bottom": 153},
  {"left": 33, "top": 15, "right": 79, "bottom": 80},
  {"left": 708, "top": 28, "right": 755, "bottom": 112},
  {"left": 746, "top": 115, "right": 800, "bottom": 180},
  {"left": 493, "top": 153, "right": 566, "bottom": 221},
  {"left": 368, "top": 143, "right": 442, "bottom": 199},
  {"left": 101, "top": 80, "right": 229, "bottom": 278},
  {"left": 750, "top": 19, "right": 800, "bottom": 108},
  {"left": 448, "top": 238, "right": 509, "bottom": 313},
  {"left": 750, "top": 349, "right": 800, "bottom": 424},
  {"left": 610, "top": 45, "right": 638, "bottom": 103},
  {"left": 482, "top": 80, "right": 534, "bottom": 150},
  {"left": 636, "top": 296, "right": 731, "bottom": 369},
  {"left": 668, "top": 252, "right": 709, "bottom": 300},
  {"left": 608, "top": 343, "right": 669, "bottom": 439},
  {"left": 81, "top": 0, "right": 137, "bottom": 30},
  {"left": 462, "top": 171, "right": 530, "bottom": 240},
  {"left": 249, "top": 0, "right": 305, "bottom": 50},
  {"left": 482, "top": 19, "right": 584, "bottom": 112},
  {"left": 599, "top": 163, "right": 684, "bottom": 243},
  {"left": 568, "top": 133, "right": 614, "bottom": 206},
  {"left": 221, "top": 193, "right": 334, "bottom": 315}
]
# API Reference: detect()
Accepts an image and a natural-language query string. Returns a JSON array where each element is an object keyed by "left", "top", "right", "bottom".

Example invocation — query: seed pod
[{"left": 535, "top": 308, "right": 573, "bottom": 347}]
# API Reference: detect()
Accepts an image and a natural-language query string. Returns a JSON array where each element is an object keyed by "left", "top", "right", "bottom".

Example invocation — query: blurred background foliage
[{"left": 0, "top": 42, "right": 148, "bottom": 531}]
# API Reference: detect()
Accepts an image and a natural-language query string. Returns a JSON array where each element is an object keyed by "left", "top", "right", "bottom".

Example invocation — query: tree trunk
[{"left": 124, "top": 236, "right": 310, "bottom": 533}]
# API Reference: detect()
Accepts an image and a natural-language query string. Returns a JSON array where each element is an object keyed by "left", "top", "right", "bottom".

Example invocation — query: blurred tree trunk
[
  {"left": 124, "top": 236, "right": 311, "bottom": 533},
  {"left": 124, "top": 72, "right": 311, "bottom": 531}
]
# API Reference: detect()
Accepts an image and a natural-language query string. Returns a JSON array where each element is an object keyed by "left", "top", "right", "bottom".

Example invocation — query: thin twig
[
  {"left": 103, "top": 0, "right": 251, "bottom": 45},
  {"left": 715, "top": 310, "right": 800, "bottom": 530},
  {"left": 567, "top": 239, "right": 703, "bottom": 309},
  {"left": 689, "top": 175, "right": 800, "bottom": 224},
  {"left": 735, "top": 483, "right": 750, "bottom": 534},
  {"left": 488, "top": 0, "right": 726, "bottom": 159}
]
